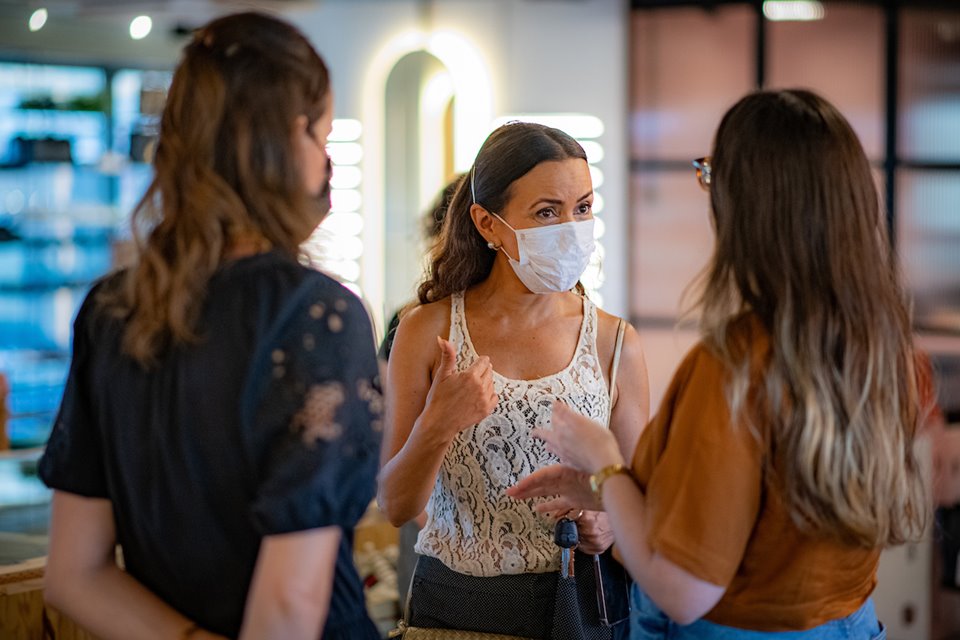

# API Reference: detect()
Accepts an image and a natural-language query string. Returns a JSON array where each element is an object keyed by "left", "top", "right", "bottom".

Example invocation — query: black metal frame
[{"left": 629, "top": 0, "right": 960, "bottom": 326}]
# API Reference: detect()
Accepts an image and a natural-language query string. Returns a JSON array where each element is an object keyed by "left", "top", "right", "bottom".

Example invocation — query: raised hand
[
  {"left": 533, "top": 401, "right": 624, "bottom": 474},
  {"left": 421, "top": 336, "right": 498, "bottom": 440},
  {"left": 506, "top": 464, "right": 601, "bottom": 513}
]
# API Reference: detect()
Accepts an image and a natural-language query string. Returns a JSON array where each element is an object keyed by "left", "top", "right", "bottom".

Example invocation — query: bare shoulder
[
  {"left": 594, "top": 306, "right": 644, "bottom": 366},
  {"left": 392, "top": 297, "right": 453, "bottom": 362}
]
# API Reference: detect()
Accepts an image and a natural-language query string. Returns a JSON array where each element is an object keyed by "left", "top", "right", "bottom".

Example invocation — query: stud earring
[{"left": 487, "top": 241, "right": 500, "bottom": 250}]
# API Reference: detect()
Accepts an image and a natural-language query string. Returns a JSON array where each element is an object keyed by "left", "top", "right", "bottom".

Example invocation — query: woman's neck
[
  {"left": 223, "top": 232, "right": 272, "bottom": 260},
  {"left": 469, "top": 256, "right": 571, "bottom": 319}
]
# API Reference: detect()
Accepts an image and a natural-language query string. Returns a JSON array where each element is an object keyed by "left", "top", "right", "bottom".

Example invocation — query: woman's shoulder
[
  {"left": 593, "top": 305, "right": 643, "bottom": 367},
  {"left": 594, "top": 306, "right": 625, "bottom": 338},
  {"left": 387, "top": 296, "right": 454, "bottom": 365},
  {"left": 230, "top": 254, "right": 366, "bottom": 316},
  {"left": 71, "top": 270, "right": 129, "bottom": 338},
  {"left": 396, "top": 296, "right": 452, "bottom": 334}
]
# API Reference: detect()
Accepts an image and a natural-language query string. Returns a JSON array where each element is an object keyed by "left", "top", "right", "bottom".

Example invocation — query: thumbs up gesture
[{"left": 422, "top": 336, "right": 498, "bottom": 438}]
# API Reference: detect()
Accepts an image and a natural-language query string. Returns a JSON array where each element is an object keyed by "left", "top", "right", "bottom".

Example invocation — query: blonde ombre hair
[
  {"left": 102, "top": 12, "right": 331, "bottom": 366},
  {"left": 700, "top": 89, "right": 927, "bottom": 547}
]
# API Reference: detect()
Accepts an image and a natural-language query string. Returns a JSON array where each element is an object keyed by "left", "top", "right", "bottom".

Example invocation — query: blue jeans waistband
[{"left": 630, "top": 586, "right": 885, "bottom": 640}]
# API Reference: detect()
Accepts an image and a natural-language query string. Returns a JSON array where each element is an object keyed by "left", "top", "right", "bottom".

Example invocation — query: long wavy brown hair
[
  {"left": 418, "top": 122, "right": 588, "bottom": 304},
  {"left": 102, "top": 12, "right": 330, "bottom": 366},
  {"left": 700, "top": 89, "right": 927, "bottom": 547}
]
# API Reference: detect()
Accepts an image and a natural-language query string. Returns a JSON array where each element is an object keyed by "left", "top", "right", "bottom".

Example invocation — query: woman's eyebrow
[{"left": 527, "top": 192, "right": 593, "bottom": 208}]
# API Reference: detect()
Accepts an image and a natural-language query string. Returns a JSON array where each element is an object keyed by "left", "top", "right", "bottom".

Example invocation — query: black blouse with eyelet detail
[{"left": 39, "top": 250, "right": 382, "bottom": 639}]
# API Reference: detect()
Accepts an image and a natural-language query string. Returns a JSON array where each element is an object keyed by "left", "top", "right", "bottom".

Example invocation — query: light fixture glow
[
  {"left": 323, "top": 212, "right": 365, "bottom": 237},
  {"left": 491, "top": 114, "right": 605, "bottom": 140},
  {"left": 762, "top": 1, "right": 825, "bottom": 22},
  {"left": 580, "top": 140, "right": 605, "bottom": 163},
  {"left": 593, "top": 216, "right": 606, "bottom": 240},
  {"left": 330, "top": 189, "right": 362, "bottom": 213},
  {"left": 328, "top": 260, "right": 361, "bottom": 283},
  {"left": 335, "top": 236, "right": 365, "bottom": 261},
  {"left": 426, "top": 31, "right": 495, "bottom": 171},
  {"left": 593, "top": 193, "right": 604, "bottom": 214},
  {"left": 28, "top": 8, "right": 48, "bottom": 32},
  {"left": 129, "top": 15, "right": 152, "bottom": 40},
  {"left": 327, "top": 142, "right": 363, "bottom": 166},
  {"left": 330, "top": 119, "right": 363, "bottom": 142},
  {"left": 329, "top": 165, "right": 363, "bottom": 190},
  {"left": 419, "top": 70, "right": 455, "bottom": 210},
  {"left": 305, "top": 118, "right": 365, "bottom": 295},
  {"left": 589, "top": 166, "right": 605, "bottom": 189}
]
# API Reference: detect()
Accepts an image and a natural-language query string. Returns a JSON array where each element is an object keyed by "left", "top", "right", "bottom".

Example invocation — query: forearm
[
  {"left": 239, "top": 527, "right": 340, "bottom": 640},
  {"left": 600, "top": 474, "right": 724, "bottom": 624},
  {"left": 378, "top": 414, "right": 452, "bottom": 526},
  {"left": 599, "top": 475, "right": 656, "bottom": 582},
  {"left": 239, "top": 595, "right": 324, "bottom": 640},
  {"left": 46, "top": 562, "right": 216, "bottom": 640}
]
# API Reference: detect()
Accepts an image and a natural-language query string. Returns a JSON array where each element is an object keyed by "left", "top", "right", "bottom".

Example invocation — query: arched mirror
[{"left": 383, "top": 50, "right": 455, "bottom": 322}]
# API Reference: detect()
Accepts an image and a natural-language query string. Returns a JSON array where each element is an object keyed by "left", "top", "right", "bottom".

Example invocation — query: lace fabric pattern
[{"left": 415, "top": 292, "right": 612, "bottom": 577}]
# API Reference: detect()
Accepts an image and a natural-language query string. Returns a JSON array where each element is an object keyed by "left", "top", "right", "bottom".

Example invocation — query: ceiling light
[
  {"left": 130, "top": 15, "right": 152, "bottom": 40},
  {"left": 763, "top": 1, "right": 825, "bottom": 22},
  {"left": 28, "top": 8, "right": 48, "bottom": 32}
]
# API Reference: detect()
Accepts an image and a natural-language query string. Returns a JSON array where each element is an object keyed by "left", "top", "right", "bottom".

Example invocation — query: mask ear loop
[
  {"left": 470, "top": 164, "right": 477, "bottom": 205},
  {"left": 473, "top": 164, "right": 499, "bottom": 249}
]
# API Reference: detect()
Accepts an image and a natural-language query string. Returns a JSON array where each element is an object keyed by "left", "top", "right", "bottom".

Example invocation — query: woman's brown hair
[
  {"left": 103, "top": 12, "right": 330, "bottom": 366},
  {"left": 700, "top": 89, "right": 927, "bottom": 547},
  {"left": 418, "top": 122, "right": 588, "bottom": 304}
]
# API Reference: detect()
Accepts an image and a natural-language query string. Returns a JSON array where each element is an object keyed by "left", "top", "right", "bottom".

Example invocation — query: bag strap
[
  {"left": 606, "top": 318, "right": 626, "bottom": 428},
  {"left": 389, "top": 556, "right": 419, "bottom": 637}
]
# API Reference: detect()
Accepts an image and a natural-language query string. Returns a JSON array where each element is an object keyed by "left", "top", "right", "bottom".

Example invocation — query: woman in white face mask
[{"left": 378, "top": 121, "right": 650, "bottom": 639}]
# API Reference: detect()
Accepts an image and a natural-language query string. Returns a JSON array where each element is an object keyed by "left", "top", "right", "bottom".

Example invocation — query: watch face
[{"left": 591, "top": 464, "right": 628, "bottom": 498}]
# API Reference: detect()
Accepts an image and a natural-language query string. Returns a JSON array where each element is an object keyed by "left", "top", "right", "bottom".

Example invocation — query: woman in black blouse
[{"left": 38, "top": 12, "right": 382, "bottom": 640}]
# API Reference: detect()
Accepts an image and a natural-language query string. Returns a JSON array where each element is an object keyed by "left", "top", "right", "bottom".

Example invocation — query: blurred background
[{"left": 0, "top": 0, "right": 958, "bottom": 638}]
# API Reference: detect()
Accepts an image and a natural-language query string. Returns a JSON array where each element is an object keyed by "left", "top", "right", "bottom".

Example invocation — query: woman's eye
[
  {"left": 536, "top": 208, "right": 557, "bottom": 219},
  {"left": 576, "top": 202, "right": 593, "bottom": 216}
]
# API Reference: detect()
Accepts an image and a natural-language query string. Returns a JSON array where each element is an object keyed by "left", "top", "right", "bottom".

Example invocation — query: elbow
[
  {"left": 43, "top": 564, "right": 71, "bottom": 611},
  {"left": 661, "top": 603, "right": 706, "bottom": 627},
  {"left": 376, "top": 492, "right": 413, "bottom": 528},
  {"left": 653, "top": 588, "right": 723, "bottom": 627},
  {"left": 385, "top": 512, "right": 409, "bottom": 528},
  {"left": 43, "top": 584, "right": 65, "bottom": 611}
]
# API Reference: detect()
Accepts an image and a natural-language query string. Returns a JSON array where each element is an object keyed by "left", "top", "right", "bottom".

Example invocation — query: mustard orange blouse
[{"left": 631, "top": 318, "right": 878, "bottom": 631}]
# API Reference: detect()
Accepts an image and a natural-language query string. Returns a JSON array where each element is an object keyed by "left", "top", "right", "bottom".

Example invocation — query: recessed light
[
  {"left": 130, "top": 15, "right": 152, "bottom": 40},
  {"left": 29, "top": 8, "right": 48, "bottom": 32},
  {"left": 763, "top": 1, "right": 825, "bottom": 22}
]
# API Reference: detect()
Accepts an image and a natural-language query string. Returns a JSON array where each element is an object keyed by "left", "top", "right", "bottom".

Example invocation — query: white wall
[
  {"left": 290, "top": 0, "right": 631, "bottom": 329},
  {"left": 0, "top": 0, "right": 632, "bottom": 331}
]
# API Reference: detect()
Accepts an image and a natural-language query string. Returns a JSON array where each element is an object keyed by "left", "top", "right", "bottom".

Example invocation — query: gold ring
[{"left": 571, "top": 509, "right": 584, "bottom": 521}]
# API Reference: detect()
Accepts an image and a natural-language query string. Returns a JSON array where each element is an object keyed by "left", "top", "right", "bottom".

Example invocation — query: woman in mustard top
[{"left": 509, "top": 89, "right": 928, "bottom": 639}]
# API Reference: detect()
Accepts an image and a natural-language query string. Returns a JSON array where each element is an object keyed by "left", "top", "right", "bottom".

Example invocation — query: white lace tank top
[{"left": 414, "top": 291, "right": 612, "bottom": 577}]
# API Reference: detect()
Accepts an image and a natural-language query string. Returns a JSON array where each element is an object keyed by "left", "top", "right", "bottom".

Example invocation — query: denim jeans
[{"left": 630, "top": 585, "right": 886, "bottom": 640}]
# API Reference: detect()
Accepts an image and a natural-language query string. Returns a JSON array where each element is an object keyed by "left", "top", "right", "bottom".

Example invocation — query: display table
[
  {"left": 0, "top": 508, "right": 399, "bottom": 640},
  {"left": 0, "top": 556, "right": 95, "bottom": 640}
]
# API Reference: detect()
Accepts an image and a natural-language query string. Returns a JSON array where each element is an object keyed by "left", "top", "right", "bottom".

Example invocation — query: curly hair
[{"left": 101, "top": 12, "right": 330, "bottom": 366}]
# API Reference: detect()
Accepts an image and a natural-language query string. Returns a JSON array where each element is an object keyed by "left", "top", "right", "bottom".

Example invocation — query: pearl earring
[{"left": 487, "top": 241, "right": 499, "bottom": 250}]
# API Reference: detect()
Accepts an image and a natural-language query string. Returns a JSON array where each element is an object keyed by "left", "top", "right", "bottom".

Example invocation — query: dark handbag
[{"left": 592, "top": 550, "right": 631, "bottom": 628}]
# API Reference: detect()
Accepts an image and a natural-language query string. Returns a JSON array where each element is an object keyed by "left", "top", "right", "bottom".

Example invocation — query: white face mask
[{"left": 493, "top": 213, "right": 596, "bottom": 294}]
